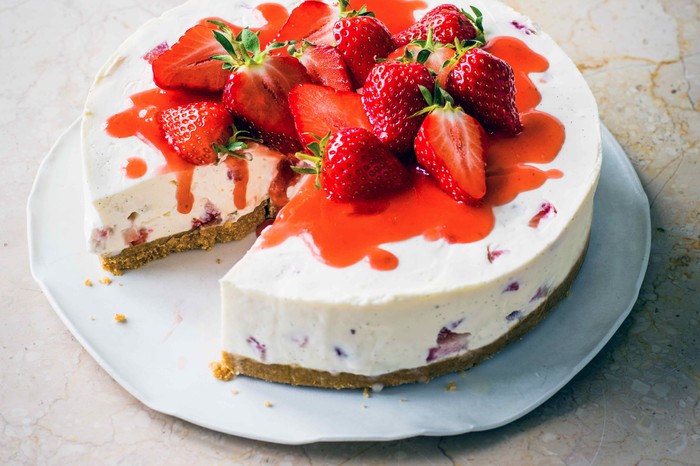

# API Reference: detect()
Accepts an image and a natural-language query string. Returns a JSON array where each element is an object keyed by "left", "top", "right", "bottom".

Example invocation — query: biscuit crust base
[
  {"left": 100, "top": 201, "right": 272, "bottom": 275},
  {"left": 220, "top": 240, "right": 589, "bottom": 389}
]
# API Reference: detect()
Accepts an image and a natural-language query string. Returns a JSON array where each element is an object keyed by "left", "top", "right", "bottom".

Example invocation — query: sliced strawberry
[
  {"left": 414, "top": 96, "right": 488, "bottom": 204},
  {"left": 362, "top": 61, "right": 434, "bottom": 158},
  {"left": 152, "top": 24, "right": 229, "bottom": 92},
  {"left": 274, "top": 0, "right": 338, "bottom": 46},
  {"left": 289, "top": 83, "right": 372, "bottom": 148},
  {"left": 296, "top": 44, "right": 354, "bottom": 92},
  {"left": 157, "top": 102, "right": 234, "bottom": 166},
  {"left": 223, "top": 56, "right": 310, "bottom": 154},
  {"left": 446, "top": 47, "right": 522, "bottom": 135},
  {"left": 295, "top": 129, "right": 409, "bottom": 201},
  {"left": 333, "top": 1, "right": 395, "bottom": 87},
  {"left": 393, "top": 5, "right": 483, "bottom": 47}
]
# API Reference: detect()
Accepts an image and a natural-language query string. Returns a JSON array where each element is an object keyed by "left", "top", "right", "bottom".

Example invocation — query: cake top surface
[{"left": 83, "top": 0, "right": 601, "bottom": 301}]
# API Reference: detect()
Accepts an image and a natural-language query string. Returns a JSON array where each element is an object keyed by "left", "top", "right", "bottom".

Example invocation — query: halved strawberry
[
  {"left": 446, "top": 47, "right": 522, "bottom": 135},
  {"left": 392, "top": 5, "right": 483, "bottom": 47},
  {"left": 212, "top": 27, "right": 310, "bottom": 154},
  {"left": 152, "top": 24, "right": 229, "bottom": 92},
  {"left": 333, "top": 1, "right": 395, "bottom": 87},
  {"left": 414, "top": 86, "right": 488, "bottom": 204},
  {"left": 294, "top": 129, "right": 410, "bottom": 202},
  {"left": 293, "top": 43, "right": 354, "bottom": 92},
  {"left": 156, "top": 102, "right": 234, "bottom": 166},
  {"left": 223, "top": 56, "right": 310, "bottom": 154},
  {"left": 362, "top": 61, "right": 435, "bottom": 158},
  {"left": 274, "top": 0, "right": 338, "bottom": 46},
  {"left": 289, "top": 83, "right": 372, "bottom": 148}
]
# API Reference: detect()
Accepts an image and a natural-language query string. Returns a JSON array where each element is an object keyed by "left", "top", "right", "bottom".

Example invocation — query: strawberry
[
  {"left": 445, "top": 47, "right": 522, "bottom": 135},
  {"left": 333, "top": 1, "right": 395, "bottom": 87},
  {"left": 414, "top": 85, "right": 488, "bottom": 204},
  {"left": 294, "top": 129, "right": 409, "bottom": 202},
  {"left": 152, "top": 24, "right": 230, "bottom": 92},
  {"left": 291, "top": 42, "right": 354, "bottom": 92},
  {"left": 215, "top": 26, "right": 311, "bottom": 153},
  {"left": 274, "top": 0, "right": 338, "bottom": 46},
  {"left": 361, "top": 61, "right": 435, "bottom": 158},
  {"left": 289, "top": 83, "right": 372, "bottom": 148},
  {"left": 157, "top": 102, "right": 235, "bottom": 166},
  {"left": 388, "top": 44, "right": 456, "bottom": 78},
  {"left": 392, "top": 5, "right": 484, "bottom": 47},
  {"left": 387, "top": 28, "right": 457, "bottom": 87}
]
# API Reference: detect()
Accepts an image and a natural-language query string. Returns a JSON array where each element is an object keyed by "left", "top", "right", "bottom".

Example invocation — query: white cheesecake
[
  {"left": 218, "top": 0, "right": 601, "bottom": 387},
  {"left": 82, "top": 0, "right": 601, "bottom": 388}
]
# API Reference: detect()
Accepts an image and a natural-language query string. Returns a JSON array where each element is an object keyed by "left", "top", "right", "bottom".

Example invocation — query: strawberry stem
[
  {"left": 208, "top": 22, "right": 290, "bottom": 70},
  {"left": 412, "top": 82, "right": 460, "bottom": 118},
  {"left": 291, "top": 133, "right": 331, "bottom": 189},
  {"left": 338, "top": 0, "right": 375, "bottom": 18},
  {"left": 213, "top": 125, "right": 261, "bottom": 162}
]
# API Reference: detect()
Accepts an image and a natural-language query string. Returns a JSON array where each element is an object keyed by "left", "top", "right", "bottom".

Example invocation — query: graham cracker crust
[
  {"left": 101, "top": 201, "right": 272, "bottom": 275},
  {"left": 220, "top": 239, "right": 590, "bottom": 389}
]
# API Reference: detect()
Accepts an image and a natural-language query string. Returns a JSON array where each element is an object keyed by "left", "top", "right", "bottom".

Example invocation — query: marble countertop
[{"left": 2, "top": 0, "right": 698, "bottom": 463}]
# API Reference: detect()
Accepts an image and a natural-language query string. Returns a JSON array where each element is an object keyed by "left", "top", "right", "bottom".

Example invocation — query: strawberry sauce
[
  {"left": 199, "top": 3, "right": 290, "bottom": 48},
  {"left": 354, "top": 0, "right": 428, "bottom": 34},
  {"left": 260, "top": 38, "right": 565, "bottom": 271},
  {"left": 224, "top": 158, "right": 249, "bottom": 210},
  {"left": 105, "top": 88, "right": 217, "bottom": 214},
  {"left": 122, "top": 157, "right": 148, "bottom": 179}
]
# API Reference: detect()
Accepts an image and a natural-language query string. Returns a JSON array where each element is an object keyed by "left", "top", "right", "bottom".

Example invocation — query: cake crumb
[
  {"left": 99, "top": 277, "right": 112, "bottom": 286},
  {"left": 264, "top": 401, "right": 273, "bottom": 408},
  {"left": 363, "top": 388, "right": 370, "bottom": 399},
  {"left": 231, "top": 389, "right": 239, "bottom": 395},
  {"left": 371, "top": 383, "right": 384, "bottom": 393},
  {"left": 216, "top": 258, "right": 222, "bottom": 264},
  {"left": 84, "top": 279, "right": 93, "bottom": 287},
  {"left": 445, "top": 382, "right": 457, "bottom": 392},
  {"left": 209, "top": 361, "right": 234, "bottom": 381},
  {"left": 399, "top": 399, "right": 408, "bottom": 403},
  {"left": 362, "top": 404, "right": 368, "bottom": 409},
  {"left": 89, "top": 315, "right": 96, "bottom": 321},
  {"left": 114, "top": 313, "right": 127, "bottom": 323}
]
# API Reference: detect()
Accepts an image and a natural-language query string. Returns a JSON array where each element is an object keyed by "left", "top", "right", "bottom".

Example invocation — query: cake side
[{"left": 221, "top": 236, "right": 589, "bottom": 389}]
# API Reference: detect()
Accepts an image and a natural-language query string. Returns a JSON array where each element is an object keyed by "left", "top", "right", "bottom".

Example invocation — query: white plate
[{"left": 28, "top": 120, "right": 650, "bottom": 445}]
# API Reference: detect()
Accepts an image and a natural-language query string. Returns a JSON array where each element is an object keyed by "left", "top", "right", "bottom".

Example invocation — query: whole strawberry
[
  {"left": 414, "top": 85, "right": 488, "bottom": 204},
  {"left": 157, "top": 102, "right": 234, "bottom": 165},
  {"left": 393, "top": 5, "right": 483, "bottom": 48},
  {"left": 294, "top": 129, "right": 409, "bottom": 202},
  {"left": 446, "top": 47, "right": 522, "bottom": 135},
  {"left": 362, "top": 61, "right": 435, "bottom": 159},
  {"left": 333, "top": 1, "right": 395, "bottom": 87}
]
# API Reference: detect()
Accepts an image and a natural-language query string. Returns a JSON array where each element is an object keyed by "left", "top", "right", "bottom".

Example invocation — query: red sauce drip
[
  {"left": 105, "top": 88, "right": 218, "bottom": 213},
  {"left": 224, "top": 158, "right": 249, "bottom": 210},
  {"left": 484, "top": 36, "right": 550, "bottom": 113},
  {"left": 199, "top": 3, "right": 289, "bottom": 48},
  {"left": 261, "top": 36, "right": 566, "bottom": 271},
  {"left": 122, "top": 157, "right": 148, "bottom": 179},
  {"left": 268, "top": 158, "right": 301, "bottom": 209},
  {"left": 260, "top": 171, "right": 496, "bottom": 269},
  {"left": 355, "top": 0, "right": 428, "bottom": 34}
]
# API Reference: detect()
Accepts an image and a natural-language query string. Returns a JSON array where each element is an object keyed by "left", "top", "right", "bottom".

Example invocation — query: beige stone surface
[{"left": 1, "top": 0, "right": 698, "bottom": 463}]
